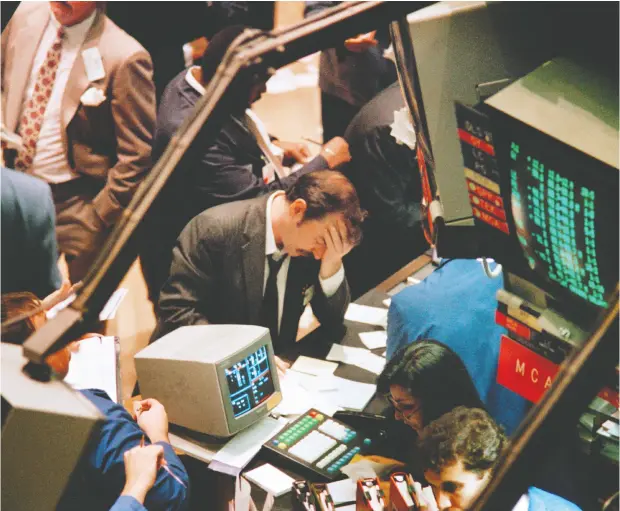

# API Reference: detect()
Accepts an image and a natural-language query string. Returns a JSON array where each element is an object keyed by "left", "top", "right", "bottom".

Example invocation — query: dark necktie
[{"left": 260, "top": 254, "right": 286, "bottom": 346}]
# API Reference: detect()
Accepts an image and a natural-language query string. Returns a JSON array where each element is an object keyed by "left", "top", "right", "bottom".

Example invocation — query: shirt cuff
[
  {"left": 110, "top": 495, "right": 147, "bottom": 511},
  {"left": 319, "top": 264, "right": 345, "bottom": 298}
]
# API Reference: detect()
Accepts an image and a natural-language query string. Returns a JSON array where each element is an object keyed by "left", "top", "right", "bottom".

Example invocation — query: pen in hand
[{"left": 139, "top": 434, "right": 187, "bottom": 488}]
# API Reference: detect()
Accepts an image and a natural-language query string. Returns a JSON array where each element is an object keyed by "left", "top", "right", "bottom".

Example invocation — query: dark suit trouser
[{"left": 51, "top": 178, "right": 110, "bottom": 283}]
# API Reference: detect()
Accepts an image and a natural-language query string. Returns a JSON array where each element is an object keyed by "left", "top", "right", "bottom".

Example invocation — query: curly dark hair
[
  {"left": 377, "top": 340, "right": 484, "bottom": 426},
  {"left": 418, "top": 407, "right": 507, "bottom": 476}
]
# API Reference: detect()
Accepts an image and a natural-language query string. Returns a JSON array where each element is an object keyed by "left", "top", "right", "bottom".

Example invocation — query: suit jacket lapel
[
  {"left": 229, "top": 115, "right": 266, "bottom": 169},
  {"left": 241, "top": 196, "right": 269, "bottom": 324},
  {"left": 61, "top": 10, "right": 105, "bottom": 137},
  {"left": 4, "top": 7, "right": 49, "bottom": 131}
]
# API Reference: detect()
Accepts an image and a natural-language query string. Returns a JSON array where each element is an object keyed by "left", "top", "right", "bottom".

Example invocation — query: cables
[{"left": 479, "top": 258, "right": 503, "bottom": 278}]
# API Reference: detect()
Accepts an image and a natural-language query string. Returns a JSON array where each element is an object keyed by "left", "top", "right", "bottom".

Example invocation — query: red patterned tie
[{"left": 14, "top": 26, "right": 65, "bottom": 171}]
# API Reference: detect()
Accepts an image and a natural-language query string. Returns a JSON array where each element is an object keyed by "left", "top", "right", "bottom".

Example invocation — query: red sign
[
  {"left": 472, "top": 206, "right": 510, "bottom": 234},
  {"left": 495, "top": 310, "right": 531, "bottom": 341},
  {"left": 458, "top": 128, "right": 495, "bottom": 156},
  {"left": 469, "top": 193, "right": 507, "bottom": 221},
  {"left": 497, "top": 336, "right": 560, "bottom": 403},
  {"left": 466, "top": 179, "right": 504, "bottom": 208}
]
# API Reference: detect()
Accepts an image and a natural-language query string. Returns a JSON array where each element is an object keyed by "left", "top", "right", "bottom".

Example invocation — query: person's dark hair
[
  {"left": 1, "top": 292, "right": 43, "bottom": 345},
  {"left": 200, "top": 24, "right": 267, "bottom": 107},
  {"left": 377, "top": 339, "right": 484, "bottom": 426},
  {"left": 418, "top": 407, "right": 507, "bottom": 476},
  {"left": 285, "top": 170, "right": 367, "bottom": 246},
  {"left": 200, "top": 25, "right": 247, "bottom": 83}
]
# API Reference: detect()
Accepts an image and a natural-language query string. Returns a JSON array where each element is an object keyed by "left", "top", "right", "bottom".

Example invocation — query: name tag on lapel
[{"left": 82, "top": 48, "right": 105, "bottom": 82}]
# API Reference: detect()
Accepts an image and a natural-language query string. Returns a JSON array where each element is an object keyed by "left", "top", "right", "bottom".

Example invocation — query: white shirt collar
[
  {"left": 265, "top": 192, "right": 285, "bottom": 258},
  {"left": 49, "top": 6, "right": 97, "bottom": 43},
  {"left": 185, "top": 66, "right": 206, "bottom": 95}
]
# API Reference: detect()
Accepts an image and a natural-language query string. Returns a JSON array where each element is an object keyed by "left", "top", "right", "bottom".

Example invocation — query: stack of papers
[
  {"left": 273, "top": 370, "right": 377, "bottom": 416},
  {"left": 209, "top": 416, "right": 286, "bottom": 476},
  {"left": 327, "top": 344, "right": 386, "bottom": 375},
  {"left": 243, "top": 463, "right": 295, "bottom": 497},
  {"left": 344, "top": 304, "right": 388, "bottom": 328}
]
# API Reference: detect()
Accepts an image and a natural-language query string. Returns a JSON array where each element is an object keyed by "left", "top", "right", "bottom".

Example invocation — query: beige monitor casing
[{"left": 135, "top": 325, "right": 282, "bottom": 438}]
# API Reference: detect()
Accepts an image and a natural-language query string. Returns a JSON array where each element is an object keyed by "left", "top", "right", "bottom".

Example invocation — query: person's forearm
[{"left": 120, "top": 484, "right": 148, "bottom": 505}]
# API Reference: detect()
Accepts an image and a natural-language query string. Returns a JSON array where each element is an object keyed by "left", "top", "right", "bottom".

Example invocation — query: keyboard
[{"left": 263, "top": 409, "right": 371, "bottom": 481}]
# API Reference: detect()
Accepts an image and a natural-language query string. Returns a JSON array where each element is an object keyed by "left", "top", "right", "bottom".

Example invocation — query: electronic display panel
[
  {"left": 492, "top": 110, "right": 618, "bottom": 321},
  {"left": 224, "top": 345, "right": 275, "bottom": 418}
]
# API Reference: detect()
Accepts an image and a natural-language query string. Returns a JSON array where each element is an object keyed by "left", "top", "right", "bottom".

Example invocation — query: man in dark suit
[
  {"left": 140, "top": 25, "right": 351, "bottom": 303},
  {"left": 153, "top": 171, "right": 365, "bottom": 362},
  {"left": 1, "top": 167, "right": 62, "bottom": 297}
]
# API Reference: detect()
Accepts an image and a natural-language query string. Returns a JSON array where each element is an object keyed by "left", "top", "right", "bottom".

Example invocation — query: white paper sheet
[
  {"left": 64, "top": 336, "right": 118, "bottom": 402},
  {"left": 326, "top": 344, "right": 368, "bottom": 364},
  {"left": 340, "top": 459, "right": 378, "bottom": 480},
  {"left": 358, "top": 330, "right": 387, "bottom": 350},
  {"left": 326, "top": 479, "right": 357, "bottom": 505},
  {"left": 360, "top": 352, "right": 387, "bottom": 375},
  {"left": 272, "top": 370, "right": 341, "bottom": 418},
  {"left": 99, "top": 288, "right": 128, "bottom": 320},
  {"left": 274, "top": 370, "right": 375, "bottom": 415},
  {"left": 290, "top": 356, "right": 338, "bottom": 376},
  {"left": 296, "top": 373, "right": 339, "bottom": 392},
  {"left": 382, "top": 298, "right": 392, "bottom": 308},
  {"left": 326, "top": 344, "right": 386, "bottom": 375},
  {"left": 244, "top": 464, "right": 295, "bottom": 497},
  {"left": 344, "top": 303, "right": 388, "bottom": 327},
  {"left": 209, "top": 416, "right": 286, "bottom": 476},
  {"left": 340, "top": 458, "right": 404, "bottom": 480},
  {"left": 321, "top": 376, "right": 376, "bottom": 411}
]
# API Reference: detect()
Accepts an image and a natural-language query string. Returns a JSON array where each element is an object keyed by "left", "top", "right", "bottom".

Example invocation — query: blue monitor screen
[{"left": 225, "top": 345, "right": 275, "bottom": 418}]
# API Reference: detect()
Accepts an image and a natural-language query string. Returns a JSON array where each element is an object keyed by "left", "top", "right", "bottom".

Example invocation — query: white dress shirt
[
  {"left": 23, "top": 8, "right": 96, "bottom": 183},
  {"left": 264, "top": 192, "right": 345, "bottom": 332}
]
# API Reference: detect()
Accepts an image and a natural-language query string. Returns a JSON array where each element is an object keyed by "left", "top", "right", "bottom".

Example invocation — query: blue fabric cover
[
  {"left": 58, "top": 389, "right": 189, "bottom": 511},
  {"left": 109, "top": 495, "right": 148, "bottom": 511},
  {"left": 527, "top": 487, "right": 582, "bottom": 511},
  {"left": 386, "top": 259, "right": 530, "bottom": 435}
]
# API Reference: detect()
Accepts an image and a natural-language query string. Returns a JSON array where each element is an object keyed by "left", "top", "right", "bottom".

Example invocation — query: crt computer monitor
[
  {"left": 135, "top": 324, "right": 282, "bottom": 437},
  {"left": 482, "top": 58, "right": 619, "bottom": 328}
]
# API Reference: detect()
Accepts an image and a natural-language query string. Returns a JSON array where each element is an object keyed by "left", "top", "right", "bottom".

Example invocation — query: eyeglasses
[{"left": 386, "top": 395, "right": 422, "bottom": 417}]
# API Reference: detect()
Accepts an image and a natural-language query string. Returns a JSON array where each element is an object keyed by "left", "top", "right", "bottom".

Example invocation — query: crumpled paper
[{"left": 390, "top": 107, "right": 417, "bottom": 150}]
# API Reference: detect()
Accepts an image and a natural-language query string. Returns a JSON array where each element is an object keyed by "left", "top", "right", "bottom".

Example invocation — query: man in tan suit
[{"left": 1, "top": 1, "right": 156, "bottom": 282}]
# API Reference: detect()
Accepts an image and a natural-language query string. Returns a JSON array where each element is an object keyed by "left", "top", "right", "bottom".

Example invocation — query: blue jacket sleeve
[
  {"left": 109, "top": 496, "right": 148, "bottom": 511},
  {"left": 81, "top": 389, "right": 190, "bottom": 511}
]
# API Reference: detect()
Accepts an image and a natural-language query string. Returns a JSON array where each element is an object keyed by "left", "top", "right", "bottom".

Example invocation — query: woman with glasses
[{"left": 377, "top": 339, "right": 484, "bottom": 435}]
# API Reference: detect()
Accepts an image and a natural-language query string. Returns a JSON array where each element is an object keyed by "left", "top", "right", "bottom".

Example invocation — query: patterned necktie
[
  {"left": 260, "top": 254, "right": 286, "bottom": 346},
  {"left": 14, "top": 26, "right": 65, "bottom": 171}
]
